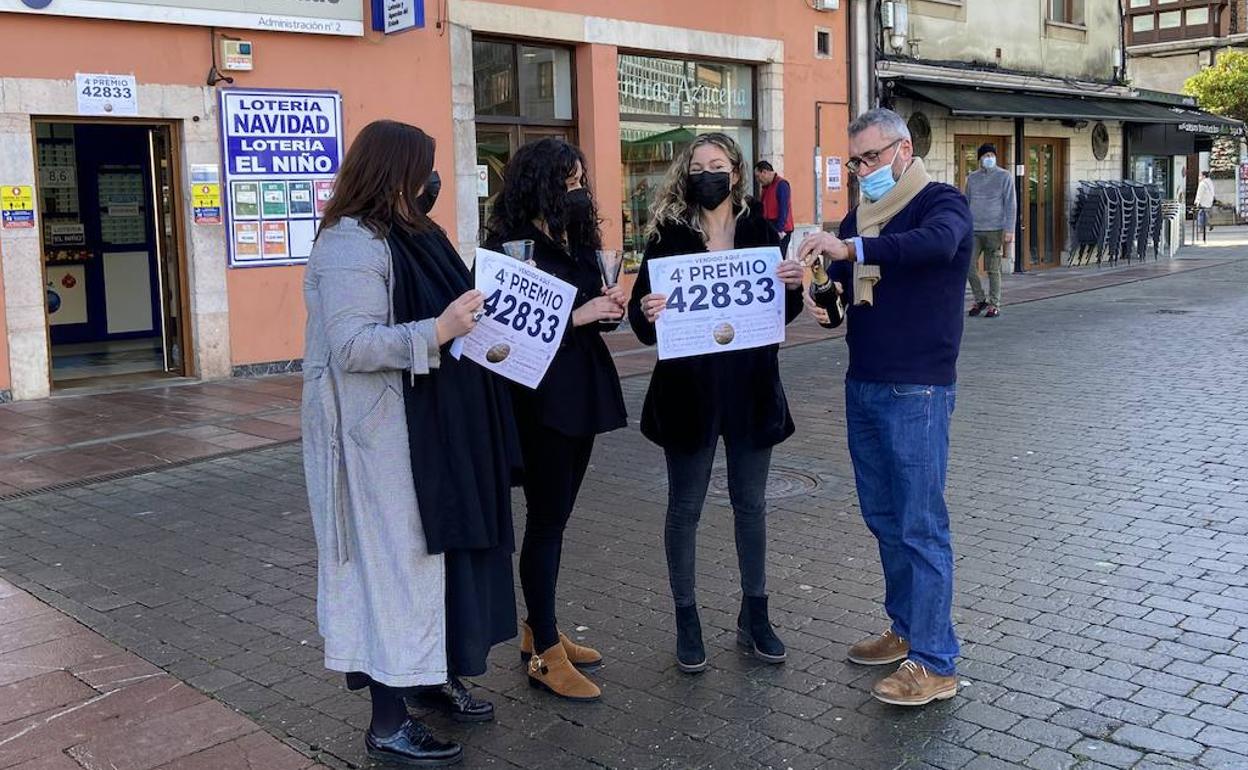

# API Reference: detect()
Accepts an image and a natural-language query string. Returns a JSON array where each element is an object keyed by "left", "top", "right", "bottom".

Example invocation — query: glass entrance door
[
  {"left": 35, "top": 120, "right": 188, "bottom": 389},
  {"left": 1023, "top": 138, "right": 1067, "bottom": 270},
  {"left": 954, "top": 135, "right": 1011, "bottom": 191},
  {"left": 475, "top": 125, "right": 575, "bottom": 242}
]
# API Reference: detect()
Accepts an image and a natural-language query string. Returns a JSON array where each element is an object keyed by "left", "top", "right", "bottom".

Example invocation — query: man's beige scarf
[{"left": 850, "top": 157, "right": 932, "bottom": 305}]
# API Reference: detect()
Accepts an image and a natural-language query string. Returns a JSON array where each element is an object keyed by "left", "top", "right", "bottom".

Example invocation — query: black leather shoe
[
  {"left": 365, "top": 719, "right": 463, "bottom": 767},
  {"left": 737, "top": 595, "right": 787, "bottom": 663},
  {"left": 675, "top": 604, "right": 707, "bottom": 674},
  {"left": 408, "top": 676, "right": 494, "bottom": 723}
]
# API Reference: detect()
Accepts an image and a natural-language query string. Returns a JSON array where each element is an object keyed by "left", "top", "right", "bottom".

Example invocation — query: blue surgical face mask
[
  {"left": 860, "top": 145, "right": 902, "bottom": 202},
  {"left": 982, "top": 156, "right": 997, "bottom": 170}
]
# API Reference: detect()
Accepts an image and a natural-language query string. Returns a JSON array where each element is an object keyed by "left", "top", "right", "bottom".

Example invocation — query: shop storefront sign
[
  {"left": 1, "top": 0, "right": 363, "bottom": 36},
  {"left": 1, "top": 185, "right": 35, "bottom": 229},
  {"left": 219, "top": 88, "right": 343, "bottom": 267},
  {"left": 75, "top": 73, "right": 138, "bottom": 117},
  {"left": 371, "top": 0, "right": 423, "bottom": 33},
  {"left": 1177, "top": 121, "right": 1246, "bottom": 138},
  {"left": 618, "top": 55, "right": 753, "bottom": 121}
]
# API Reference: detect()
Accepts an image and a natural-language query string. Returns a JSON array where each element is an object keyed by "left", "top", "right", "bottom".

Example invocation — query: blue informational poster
[{"left": 218, "top": 88, "right": 344, "bottom": 267}]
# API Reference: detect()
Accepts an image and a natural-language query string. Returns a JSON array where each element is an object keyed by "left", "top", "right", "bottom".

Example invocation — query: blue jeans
[
  {"left": 664, "top": 438, "right": 773, "bottom": 608},
  {"left": 845, "top": 378, "right": 959, "bottom": 676}
]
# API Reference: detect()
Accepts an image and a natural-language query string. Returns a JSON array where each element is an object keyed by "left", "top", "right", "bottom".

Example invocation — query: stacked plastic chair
[
  {"left": 1069, "top": 181, "right": 1108, "bottom": 266},
  {"left": 1146, "top": 185, "right": 1164, "bottom": 259},
  {"left": 1067, "top": 181, "right": 1167, "bottom": 267}
]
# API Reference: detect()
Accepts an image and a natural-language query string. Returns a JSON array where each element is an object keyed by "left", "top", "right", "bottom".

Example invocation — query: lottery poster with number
[
  {"left": 648, "top": 246, "right": 785, "bottom": 361},
  {"left": 451, "top": 249, "right": 576, "bottom": 389}
]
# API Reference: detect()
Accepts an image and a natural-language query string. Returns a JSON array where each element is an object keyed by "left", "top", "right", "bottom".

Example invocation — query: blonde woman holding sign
[{"left": 627, "top": 132, "right": 805, "bottom": 674}]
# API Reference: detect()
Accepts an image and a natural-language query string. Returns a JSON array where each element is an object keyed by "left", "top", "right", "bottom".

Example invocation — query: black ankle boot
[
  {"left": 675, "top": 604, "right": 707, "bottom": 674},
  {"left": 409, "top": 676, "right": 494, "bottom": 723},
  {"left": 366, "top": 718, "right": 463, "bottom": 766},
  {"left": 737, "top": 595, "right": 786, "bottom": 663}
]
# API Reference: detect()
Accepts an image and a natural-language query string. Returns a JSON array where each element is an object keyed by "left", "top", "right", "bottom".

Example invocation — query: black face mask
[
  {"left": 416, "top": 170, "right": 441, "bottom": 214},
  {"left": 687, "top": 171, "right": 732, "bottom": 210},
  {"left": 565, "top": 188, "right": 593, "bottom": 224}
]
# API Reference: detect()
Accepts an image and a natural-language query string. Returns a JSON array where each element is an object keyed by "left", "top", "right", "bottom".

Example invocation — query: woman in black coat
[
  {"left": 485, "top": 138, "right": 627, "bottom": 701},
  {"left": 628, "top": 133, "right": 805, "bottom": 674}
]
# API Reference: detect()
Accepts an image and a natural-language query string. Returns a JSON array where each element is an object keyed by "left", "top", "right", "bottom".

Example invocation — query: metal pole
[{"left": 1014, "top": 116, "right": 1025, "bottom": 273}]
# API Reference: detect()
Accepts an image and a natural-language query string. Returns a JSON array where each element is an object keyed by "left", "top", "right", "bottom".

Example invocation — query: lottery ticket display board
[{"left": 219, "top": 88, "right": 343, "bottom": 267}]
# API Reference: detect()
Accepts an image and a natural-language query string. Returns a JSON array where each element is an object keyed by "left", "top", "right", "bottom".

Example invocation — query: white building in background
[{"left": 856, "top": 0, "right": 1241, "bottom": 264}]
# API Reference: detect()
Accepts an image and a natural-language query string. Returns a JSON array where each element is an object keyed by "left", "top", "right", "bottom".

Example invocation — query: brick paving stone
[
  {"left": 0, "top": 578, "right": 327, "bottom": 770},
  {"left": 0, "top": 248, "right": 1247, "bottom": 768},
  {"left": 1109, "top": 725, "right": 1204, "bottom": 761}
]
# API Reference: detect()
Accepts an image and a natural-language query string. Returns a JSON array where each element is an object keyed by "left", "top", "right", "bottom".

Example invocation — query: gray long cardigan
[{"left": 301, "top": 217, "right": 447, "bottom": 687}]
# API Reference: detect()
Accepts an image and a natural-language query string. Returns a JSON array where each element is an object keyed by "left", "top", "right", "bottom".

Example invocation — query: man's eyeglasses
[{"left": 846, "top": 139, "right": 903, "bottom": 175}]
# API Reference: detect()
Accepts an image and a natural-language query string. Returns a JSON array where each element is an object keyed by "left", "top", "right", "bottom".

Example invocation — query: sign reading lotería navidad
[{"left": 219, "top": 88, "right": 343, "bottom": 267}]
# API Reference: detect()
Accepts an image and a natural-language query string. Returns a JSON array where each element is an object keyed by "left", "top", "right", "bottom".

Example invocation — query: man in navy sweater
[{"left": 800, "top": 108, "right": 973, "bottom": 707}]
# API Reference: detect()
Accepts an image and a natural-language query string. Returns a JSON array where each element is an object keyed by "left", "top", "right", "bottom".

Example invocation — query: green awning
[{"left": 895, "top": 81, "right": 1245, "bottom": 138}]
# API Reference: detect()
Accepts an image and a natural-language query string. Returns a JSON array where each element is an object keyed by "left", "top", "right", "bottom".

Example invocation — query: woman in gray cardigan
[{"left": 303, "top": 120, "right": 521, "bottom": 767}]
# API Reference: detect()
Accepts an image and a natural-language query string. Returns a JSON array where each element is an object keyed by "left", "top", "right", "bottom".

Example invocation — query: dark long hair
[
  {"left": 487, "top": 137, "right": 602, "bottom": 251},
  {"left": 318, "top": 120, "right": 437, "bottom": 238}
]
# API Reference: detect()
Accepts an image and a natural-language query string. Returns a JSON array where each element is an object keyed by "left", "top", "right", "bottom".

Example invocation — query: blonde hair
[{"left": 647, "top": 132, "right": 749, "bottom": 240}]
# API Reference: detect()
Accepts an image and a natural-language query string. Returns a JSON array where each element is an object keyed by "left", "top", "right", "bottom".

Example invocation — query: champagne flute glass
[{"left": 596, "top": 249, "right": 624, "bottom": 325}]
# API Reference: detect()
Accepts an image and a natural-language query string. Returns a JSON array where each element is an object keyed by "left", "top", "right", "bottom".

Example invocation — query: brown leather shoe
[
  {"left": 847, "top": 628, "right": 909, "bottom": 666},
  {"left": 527, "top": 642, "right": 601, "bottom": 702},
  {"left": 519, "top": 623, "right": 603, "bottom": 669},
  {"left": 872, "top": 660, "right": 958, "bottom": 706}
]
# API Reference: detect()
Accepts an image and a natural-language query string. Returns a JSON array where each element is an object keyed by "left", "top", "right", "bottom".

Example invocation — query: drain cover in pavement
[
  {"left": 1154, "top": 308, "right": 1192, "bottom": 315},
  {"left": 708, "top": 466, "right": 822, "bottom": 500}
]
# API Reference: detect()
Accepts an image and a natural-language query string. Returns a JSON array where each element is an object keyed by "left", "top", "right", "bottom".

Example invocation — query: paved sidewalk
[
  {"left": 0, "top": 378, "right": 301, "bottom": 496},
  {"left": 0, "top": 254, "right": 1228, "bottom": 495},
  {"left": 0, "top": 243, "right": 1245, "bottom": 769},
  {"left": 0, "top": 576, "right": 329, "bottom": 770}
]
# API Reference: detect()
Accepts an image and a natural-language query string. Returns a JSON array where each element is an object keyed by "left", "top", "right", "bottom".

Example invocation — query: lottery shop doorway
[{"left": 33, "top": 120, "right": 191, "bottom": 391}]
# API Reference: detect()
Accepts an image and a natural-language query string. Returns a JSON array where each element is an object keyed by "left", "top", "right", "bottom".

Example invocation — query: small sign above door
[{"left": 76, "top": 73, "right": 139, "bottom": 117}]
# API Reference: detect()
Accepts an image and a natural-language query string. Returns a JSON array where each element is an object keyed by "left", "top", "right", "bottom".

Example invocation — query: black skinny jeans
[
  {"left": 518, "top": 422, "right": 595, "bottom": 652},
  {"left": 664, "top": 436, "right": 772, "bottom": 608}
]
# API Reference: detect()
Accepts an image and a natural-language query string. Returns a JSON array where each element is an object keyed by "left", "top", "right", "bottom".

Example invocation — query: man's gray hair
[{"left": 848, "top": 108, "right": 911, "bottom": 141}]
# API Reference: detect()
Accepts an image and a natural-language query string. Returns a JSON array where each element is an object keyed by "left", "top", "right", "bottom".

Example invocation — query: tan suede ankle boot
[
  {"left": 519, "top": 623, "right": 603, "bottom": 668},
  {"left": 527, "top": 642, "right": 601, "bottom": 701}
]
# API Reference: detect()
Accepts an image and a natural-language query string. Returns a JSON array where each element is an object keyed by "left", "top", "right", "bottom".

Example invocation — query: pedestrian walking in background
[
  {"left": 302, "top": 120, "right": 522, "bottom": 767},
  {"left": 484, "top": 138, "right": 627, "bottom": 702},
  {"left": 1195, "top": 170, "right": 1215, "bottom": 240},
  {"left": 629, "top": 133, "right": 806, "bottom": 675},
  {"left": 964, "top": 143, "right": 1015, "bottom": 318},
  {"left": 802, "top": 108, "right": 972, "bottom": 707},
  {"left": 755, "top": 160, "right": 795, "bottom": 256}
]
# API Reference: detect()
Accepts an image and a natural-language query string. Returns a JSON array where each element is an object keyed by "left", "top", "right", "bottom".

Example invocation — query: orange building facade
[{"left": 0, "top": 0, "right": 849, "bottom": 401}]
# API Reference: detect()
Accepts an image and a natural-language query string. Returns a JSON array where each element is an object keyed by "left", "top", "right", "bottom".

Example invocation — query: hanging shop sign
[
  {"left": 1, "top": 185, "right": 35, "bottom": 229},
  {"left": 371, "top": 0, "right": 423, "bottom": 33},
  {"left": 219, "top": 88, "right": 343, "bottom": 267},
  {"left": 1, "top": 0, "right": 363, "bottom": 36}
]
